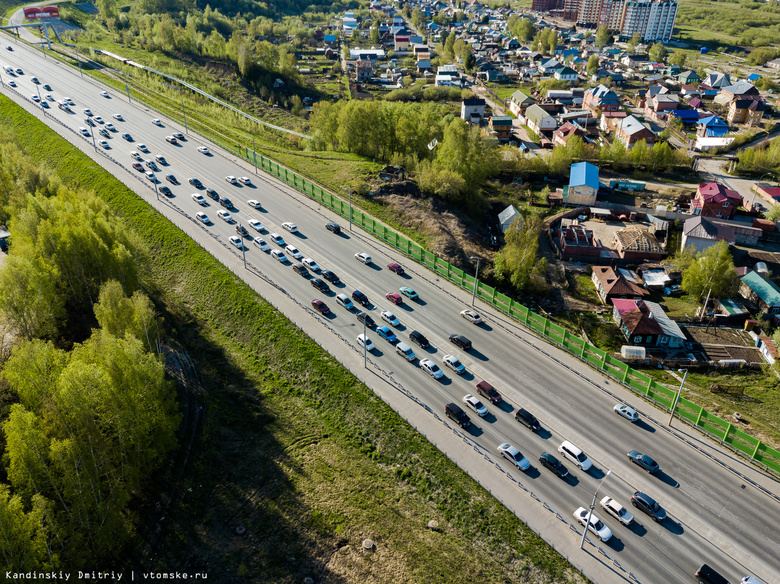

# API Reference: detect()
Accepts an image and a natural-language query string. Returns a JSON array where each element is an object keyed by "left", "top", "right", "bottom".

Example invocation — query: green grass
[{"left": 0, "top": 96, "right": 587, "bottom": 582}]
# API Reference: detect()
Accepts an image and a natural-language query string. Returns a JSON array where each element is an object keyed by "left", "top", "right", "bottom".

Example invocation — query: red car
[
  {"left": 132, "top": 162, "right": 144, "bottom": 172},
  {"left": 311, "top": 299, "right": 330, "bottom": 315},
  {"left": 387, "top": 262, "right": 405, "bottom": 275},
  {"left": 385, "top": 292, "right": 402, "bottom": 305}
]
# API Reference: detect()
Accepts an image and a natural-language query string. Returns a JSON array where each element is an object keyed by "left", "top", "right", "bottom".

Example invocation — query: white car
[
  {"left": 152, "top": 118, "right": 163, "bottom": 126},
  {"left": 247, "top": 199, "right": 261, "bottom": 209},
  {"left": 100, "top": 91, "right": 109, "bottom": 97},
  {"left": 79, "top": 127, "right": 90, "bottom": 136},
  {"left": 31, "top": 94, "right": 40, "bottom": 102},
  {"left": 112, "top": 113, "right": 124, "bottom": 121},
  {"left": 83, "top": 108, "right": 93, "bottom": 116},
  {"left": 253, "top": 237, "right": 269, "bottom": 251},
  {"left": 130, "top": 151, "right": 142, "bottom": 160},
  {"left": 247, "top": 218, "right": 264, "bottom": 232},
  {"left": 285, "top": 245, "right": 303, "bottom": 260},
  {"left": 191, "top": 193, "right": 206, "bottom": 205},
  {"left": 443, "top": 354, "right": 465, "bottom": 375},
  {"left": 225, "top": 175, "right": 237, "bottom": 184},
  {"left": 94, "top": 116, "right": 104, "bottom": 124},
  {"left": 105, "top": 123, "right": 116, "bottom": 131},
  {"left": 600, "top": 496, "right": 634, "bottom": 526},
  {"left": 420, "top": 359, "right": 443, "bottom": 379},
  {"left": 229, "top": 236, "right": 243, "bottom": 249},
  {"left": 271, "top": 249, "right": 287, "bottom": 262},
  {"left": 155, "top": 154, "right": 167, "bottom": 165},
  {"left": 381, "top": 310, "right": 400, "bottom": 327},
  {"left": 146, "top": 172, "right": 158, "bottom": 182},
  {"left": 196, "top": 212, "right": 209, "bottom": 224},
  {"left": 461, "top": 309, "right": 483, "bottom": 324},
  {"left": 302, "top": 258, "right": 320, "bottom": 272},
  {"left": 238, "top": 177, "right": 252, "bottom": 185},
  {"left": 573, "top": 507, "right": 612, "bottom": 542},
  {"left": 197, "top": 146, "right": 210, "bottom": 154},
  {"left": 98, "top": 140, "right": 109, "bottom": 149},
  {"left": 137, "top": 144, "right": 149, "bottom": 152},
  {"left": 357, "top": 334, "right": 374, "bottom": 351},
  {"left": 44, "top": 94, "right": 53, "bottom": 101},
  {"left": 282, "top": 222, "right": 298, "bottom": 233},
  {"left": 462, "top": 394, "right": 487, "bottom": 417},
  {"left": 270, "top": 233, "right": 285, "bottom": 246},
  {"left": 355, "top": 252, "right": 371, "bottom": 264},
  {"left": 497, "top": 443, "right": 530, "bottom": 471},
  {"left": 64, "top": 98, "right": 75, "bottom": 106},
  {"left": 217, "top": 210, "right": 232, "bottom": 222},
  {"left": 165, "top": 135, "right": 177, "bottom": 144},
  {"left": 614, "top": 404, "right": 639, "bottom": 422},
  {"left": 558, "top": 440, "right": 592, "bottom": 471}
]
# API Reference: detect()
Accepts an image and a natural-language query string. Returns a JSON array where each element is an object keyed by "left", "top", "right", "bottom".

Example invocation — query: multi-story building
[
  {"left": 643, "top": 0, "right": 677, "bottom": 42},
  {"left": 599, "top": 0, "right": 627, "bottom": 30},
  {"left": 577, "top": 0, "right": 602, "bottom": 24}
]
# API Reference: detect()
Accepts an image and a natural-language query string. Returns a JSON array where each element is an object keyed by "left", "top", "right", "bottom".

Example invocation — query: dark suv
[
  {"left": 356, "top": 312, "right": 375, "bottom": 328},
  {"left": 322, "top": 270, "right": 340, "bottom": 284},
  {"left": 409, "top": 330, "right": 429, "bottom": 349},
  {"left": 352, "top": 290, "right": 370, "bottom": 307},
  {"left": 235, "top": 224, "right": 249, "bottom": 237},
  {"left": 476, "top": 380, "right": 501, "bottom": 404},
  {"left": 311, "top": 278, "right": 329, "bottom": 293},
  {"left": 445, "top": 403, "right": 471, "bottom": 428},
  {"left": 694, "top": 565, "right": 730, "bottom": 584},
  {"left": 206, "top": 187, "right": 219, "bottom": 201},
  {"left": 631, "top": 491, "right": 666, "bottom": 523},
  {"left": 449, "top": 334, "right": 472, "bottom": 350},
  {"left": 515, "top": 408, "right": 540, "bottom": 432},
  {"left": 326, "top": 221, "right": 341, "bottom": 234},
  {"left": 219, "top": 196, "right": 233, "bottom": 209}
]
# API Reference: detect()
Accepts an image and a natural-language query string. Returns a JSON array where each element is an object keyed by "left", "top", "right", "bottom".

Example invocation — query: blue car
[{"left": 376, "top": 326, "right": 397, "bottom": 343}]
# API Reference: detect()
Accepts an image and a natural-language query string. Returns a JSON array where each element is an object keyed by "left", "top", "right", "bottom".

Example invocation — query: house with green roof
[
  {"left": 508, "top": 90, "right": 535, "bottom": 118},
  {"left": 739, "top": 272, "right": 780, "bottom": 316},
  {"left": 524, "top": 104, "right": 557, "bottom": 135},
  {"left": 678, "top": 70, "right": 701, "bottom": 85}
]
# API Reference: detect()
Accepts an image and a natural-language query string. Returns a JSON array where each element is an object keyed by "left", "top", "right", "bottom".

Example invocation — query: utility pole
[
  {"left": 668, "top": 369, "right": 688, "bottom": 426},
  {"left": 470, "top": 257, "right": 482, "bottom": 305},
  {"left": 253, "top": 137, "right": 257, "bottom": 173}
]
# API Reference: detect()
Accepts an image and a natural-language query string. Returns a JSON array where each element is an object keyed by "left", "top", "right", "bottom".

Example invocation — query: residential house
[
  {"left": 702, "top": 72, "right": 731, "bottom": 89},
  {"left": 645, "top": 93, "right": 680, "bottom": 118},
  {"left": 394, "top": 35, "right": 410, "bottom": 50},
  {"left": 728, "top": 99, "right": 765, "bottom": 126},
  {"left": 681, "top": 85, "right": 701, "bottom": 98},
  {"left": 767, "top": 58, "right": 780, "bottom": 70},
  {"left": 554, "top": 66, "right": 578, "bottom": 82},
  {"left": 539, "top": 58, "right": 563, "bottom": 75},
  {"left": 691, "top": 182, "right": 742, "bottom": 220},
  {"left": 355, "top": 58, "right": 373, "bottom": 82},
  {"left": 739, "top": 272, "right": 780, "bottom": 316},
  {"left": 613, "top": 226, "right": 666, "bottom": 261},
  {"left": 503, "top": 37, "right": 520, "bottom": 50},
  {"left": 591, "top": 266, "right": 648, "bottom": 304},
  {"left": 552, "top": 121, "right": 585, "bottom": 147},
  {"left": 488, "top": 116, "right": 513, "bottom": 141},
  {"left": 323, "top": 34, "right": 338, "bottom": 48},
  {"left": 524, "top": 104, "right": 557, "bottom": 135},
  {"left": 417, "top": 59, "right": 433, "bottom": 74},
  {"left": 753, "top": 183, "right": 780, "bottom": 204},
  {"left": 498, "top": 204, "right": 520, "bottom": 233},
  {"left": 681, "top": 216, "right": 735, "bottom": 253},
  {"left": 621, "top": 54, "right": 649, "bottom": 69},
  {"left": 508, "top": 90, "right": 535, "bottom": 117},
  {"left": 559, "top": 225, "right": 602, "bottom": 259},
  {"left": 612, "top": 299, "right": 686, "bottom": 349},
  {"left": 696, "top": 115, "right": 729, "bottom": 137},
  {"left": 564, "top": 161, "right": 599, "bottom": 206},
  {"left": 615, "top": 115, "right": 655, "bottom": 148},
  {"left": 714, "top": 82, "right": 761, "bottom": 106},
  {"left": 461, "top": 96, "right": 486, "bottom": 123},
  {"left": 583, "top": 84, "right": 621, "bottom": 115},
  {"left": 600, "top": 110, "right": 628, "bottom": 133}
]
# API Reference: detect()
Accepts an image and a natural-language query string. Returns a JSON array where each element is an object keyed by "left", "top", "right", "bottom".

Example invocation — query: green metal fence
[{"left": 238, "top": 145, "right": 780, "bottom": 476}]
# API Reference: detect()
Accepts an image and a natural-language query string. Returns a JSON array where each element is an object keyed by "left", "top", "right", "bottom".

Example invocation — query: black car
[
  {"left": 352, "top": 290, "right": 369, "bottom": 306},
  {"left": 236, "top": 224, "right": 249, "bottom": 237},
  {"left": 515, "top": 408, "right": 541, "bottom": 432},
  {"left": 311, "top": 278, "right": 330, "bottom": 293},
  {"left": 356, "top": 312, "right": 375, "bottom": 328},
  {"left": 539, "top": 453, "right": 568, "bottom": 479},
  {"left": 166, "top": 174, "right": 178, "bottom": 184},
  {"left": 628, "top": 450, "right": 660, "bottom": 474},
  {"left": 694, "top": 564, "right": 731, "bottom": 584},
  {"left": 220, "top": 197, "right": 233, "bottom": 209},
  {"left": 159, "top": 185, "right": 173, "bottom": 197},
  {"left": 206, "top": 188, "right": 219, "bottom": 200},
  {"left": 188, "top": 177, "right": 203, "bottom": 188},
  {"left": 631, "top": 491, "right": 666, "bottom": 522},
  {"left": 445, "top": 403, "right": 470, "bottom": 428},
  {"left": 322, "top": 270, "right": 340, "bottom": 285},
  {"left": 43, "top": 84, "right": 52, "bottom": 91},
  {"left": 449, "top": 334, "right": 472, "bottom": 350},
  {"left": 326, "top": 221, "right": 341, "bottom": 234},
  {"left": 409, "top": 330, "right": 429, "bottom": 349}
]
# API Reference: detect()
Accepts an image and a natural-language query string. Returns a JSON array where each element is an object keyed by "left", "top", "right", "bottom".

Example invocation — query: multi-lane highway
[{"left": 2, "top": 36, "right": 778, "bottom": 584}]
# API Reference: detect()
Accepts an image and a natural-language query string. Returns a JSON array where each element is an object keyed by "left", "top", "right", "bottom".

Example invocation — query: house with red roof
[
  {"left": 552, "top": 121, "right": 585, "bottom": 147},
  {"left": 691, "top": 182, "right": 742, "bottom": 219},
  {"left": 612, "top": 299, "right": 686, "bottom": 349},
  {"left": 591, "top": 266, "right": 648, "bottom": 304}
]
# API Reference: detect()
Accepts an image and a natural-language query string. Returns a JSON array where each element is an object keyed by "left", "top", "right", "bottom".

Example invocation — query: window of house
[
  {"left": 722, "top": 201, "right": 729, "bottom": 207},
  {"left": 633, "top": 336, "right": 642, "bottom": 343},
  {"left": 717, "top": 211, "right": 723, "bottom": 217}
]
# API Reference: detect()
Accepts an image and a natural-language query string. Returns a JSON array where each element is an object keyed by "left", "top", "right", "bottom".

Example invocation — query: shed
[
  {"left": 565, "top": 162, "right": 599, "bottom": 206},
  {"left": 498, "top": 205, "right": 520, "bottom": 233}
]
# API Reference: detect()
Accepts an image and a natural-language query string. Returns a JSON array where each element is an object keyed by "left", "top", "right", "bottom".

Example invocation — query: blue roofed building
[
  {"left": 697, "top": 115, "right": 729, "bottom": 137},
  {"left": 747, "top": 73, "right": 762, "bottom": 82},
  {"left": 564, "top": 161, "right": 600, "bottom": 206},
  {"left": 668, "top": 109, "right": 700, "bottom": 125}
]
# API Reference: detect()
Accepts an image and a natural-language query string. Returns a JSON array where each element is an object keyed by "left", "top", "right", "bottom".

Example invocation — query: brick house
[
  {"left": 583, "top": 84, "right": 621, "bottom": 116},
  {"left": 728, "top": 99, "right": 765, "bottom": 126},
  {"left": 552, "top": 121, "right": 585, "bottom": 147},
  {"left": 612, "top": 299, "right": 686, "bottom": 349},
  {"left": 591, "top": 266, "right": 648, "bottom": 304},
  {"left": 615, "top": 115, "right": 655, "bottom": 149},
  {"left": 691, "top": 182, "right": 742, "bottom": 219}
]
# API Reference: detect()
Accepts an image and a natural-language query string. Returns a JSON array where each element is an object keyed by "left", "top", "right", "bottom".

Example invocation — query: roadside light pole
[
  {"left": 668, "top": 369, "right": 688, "bottom": 426},
  {"left": 241, "top": 233, "right": 247, "bottom": 269},
  {"left": 363, "top": 316, "right": 367, "bottom": 369},
  {"left": 469, "top": 256, "right": 481, "bottom": 306},
  {"left": 180, "top": 94, "right": 188, "bottom": 134},
  {"left": 252, "top": 137, "right": 257, "bottom": 173},
  {"left": 342, "top": 186, "right": 353, "bottom": 231},
  {"left": 123, "top": 70, "right": 131, "bottom": 103},
  {"left": 580, "top": 470, "right": 611, "bottom": 550}
]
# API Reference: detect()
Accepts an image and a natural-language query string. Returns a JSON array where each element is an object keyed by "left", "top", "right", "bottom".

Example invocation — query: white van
[
  {"left": 558, "top": 440, "right": 592, "bottom": 471},
  {"left": 395, "top": 342, "right": 415, "bottom": 362}
]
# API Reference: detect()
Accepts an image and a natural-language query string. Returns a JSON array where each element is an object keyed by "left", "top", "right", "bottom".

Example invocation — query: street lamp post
[
  {"left": 90, "top": 128, "right": 96, "bottom": 150},
  {"left": 252, "top": 137, "right": 257, "bottom": 173},
  {"left": 469, "top": 256, "right": 482, "bottom": 305},
  {"left": 668, "top": 368, "right": 688, "bottom": 426},
  {"left": 123, "top": 70, "right": 131, "bottom": 103},
  {"left": 241, "top": 234, "right": 247, "bottom": 269},
  {"left": 342, "top": 186, "right": 353, "bottom": 231},
  {"left": 180, "top": 94, "right": 188, "bottom": 134},
  {"left": 579, "top": 470, "right": 612, "bottom": 550},
  {"left": 363, "top": 316, "right": 367, "bottom": 369}
]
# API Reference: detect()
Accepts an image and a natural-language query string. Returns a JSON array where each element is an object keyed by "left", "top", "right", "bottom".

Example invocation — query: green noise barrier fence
[{"left": 238, "top": 145, "right": 780, "bottom": 476}]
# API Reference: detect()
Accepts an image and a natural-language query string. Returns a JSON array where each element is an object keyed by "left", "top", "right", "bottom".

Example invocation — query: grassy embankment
[{"left": 0, "top": 96, "right": 587, "bottom": 582}]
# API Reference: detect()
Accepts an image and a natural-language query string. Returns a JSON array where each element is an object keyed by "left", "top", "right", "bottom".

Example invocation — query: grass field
[{"left": 0, "top": 96, "right": 587, "bottom": 582}]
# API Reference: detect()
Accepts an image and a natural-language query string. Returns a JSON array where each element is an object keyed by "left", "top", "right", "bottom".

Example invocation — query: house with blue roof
[
  {"left": 739, "top": 272, "right": 780, "bottom": 316},
  {"left": 565, "top": 161, "right": 599, "bottom": 206},
  {"left": 747, "top": 73, "right": 762, "bottom": 82},
  {"left": 668, "top": 109, "right": 700, "bottom": 125},
  {"left": 697, "top": 115, "right": 729, "bottom": 137}
]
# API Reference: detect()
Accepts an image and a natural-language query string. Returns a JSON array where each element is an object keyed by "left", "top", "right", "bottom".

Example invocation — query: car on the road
[
  {"left": 445, "top": 403, "right": 470, "bottom": 428},
  {"left": 420, "top": 359, "right": 443, "bottom": 379},
  {"left": 252, "top": 238, "right": 269, "bottom": 252},
  {"left": 539, "top": 453, "right": 568, "bottom": 479},
  {"left": 31, "top": 76, "right": 39, "bottom": 84},
  {"left": 247, "top": 218, "right": 264, "bottom": 232},
  {"left": 205, "top": 188, "right": 218, "bottom": 201},
  {"left": 7, "top": 81, "right": 15, "bottom": 87},
  {"left": 381, "top": 310, "right": 400, "bottom": 327},
  {"left": 497, "top": 443, "right": 530, "bottom": 471},
  {"left": 573, "top": 507, "right": 612, "bottom": 542},
  {"left": 100, "top": 91, "right": 109, "bottom": 97},
  {"left": 121, "top": 133, "right": 132, "bottom": 141},
  {"left": 14, "top": 67, "right": 21, "bottom": 74},
  {"left": 79, "top": 127, "right": 90, "bottom": 137},
  {"left": 146, "top": 172, "right": 158, "bottom": 183},
  {"left": 356, "top": 312, "right": 375, "bottom": 328},
  {"left": 311, "top": 299, "right": 330, "bottom": 315},
  {"left": 166, "top": 174, "right": 178, "bottom": 184},
  {"left": 31, "top": 94, "right": 40, "bottom": 103},
  {"left": 152, "top": 118, "right": 163, "bottom": 126},
  {"left": 449, "top": 334, "right": 472, "bottom": 351},
  {"left": 628, "top": 450, "right": 659, "bottom": 474},
  {"left": 310, "top": 278, "right": 329, "bottom": 293},
  {"left": 159, "top": 186, "right": 172, "bottom": 196},
  {"left": 461, "top": 309, "right": 483, "bottom": 324},
  {"left": 409, "top": 330, "right": 429, "bottom": 349},
  {"left": 292, "top": 262, "right": 308, "bottom": 277},
  {"left": 83, "top": 108, "right": 93, "bottom": 116},
  {"left": 558, "top": 440, "right": 592, "bottom": 471},
  {"left": 154, "top": 154, "right": 166, "bottom": 165},
  {"left": 630, "top": 491, "right": 666, "bottom": 522},
  {"left": 43, "top": 84, "right": 52, "bottom": 91},
  {"left": 614, "top": 404, "right": 639, "bottom": 422},
  {"left": 321, "top": 269, "right": 340, "bottom": 285},
  {"left": 165, "top": 135, "right": 177, "bottom": 144},
  {"left": 98, "top": 128, "right": 110, "bottom": 138},
  {"left": 238, "top": 176, "right": 252, "bottom": 185},
  {"left": 356, "top": 334, "right": 374, "bottom": 351},
  {"left": 132, "top": 162, "right": 144, "bottom": 172},
  {"left": 94, "top": 116, "right": 104, "bottom": 124},
  {"left": 40, "top": 100, "right": 49, "bottom": 108},
  {"left": 64, "top": 98, "right": 75, "bottom": 106},
  {"left": 376, "top": 326, "right": 397, "bottom": 343},
  {"left": 352, "top": 290, "right": 370, "bottom": 307},
  {"left": 195, "top": 212, "right": 209, "bottom": 224},
  {"left": 270, "top": 233, "right": 285, "bottom": 246},
  {"left": 271, "top": 250, "right": 287, "bottom": 262},
  {"left": 145, "top": 160, "right": 159, "bottom": 171},
  {"left": 85, "top": 117, "right": 95, "bottom": 127},
  {"left": 137, "top": 143, "right": 149, "bottom": 152},
  {"left": 113, "top": 113, "right": 124, "bottom": 121},
  {"left": 476, "top": 380, "right": 501, "bottom": 404},
  {"left": 248, "top": 199, "right": 262, "bottom": 209},
  {"left": 235, "top": 224, "right": 249, "bottom": 237},
  {"left": 443, "top": 354, "right": 465, "bottom": 375},
  {"left": 228, "top": 236, "right": 243, "bottom": 249},
  {"left": 45, "top": 94, "right": 53, "bottom": 101},
  {"left": 285, "top": 245, "right": 303, "bottom": 260},
  {"left": 387, "top": 262, "right": 405, "bottom": 275},
  {"left": 302, "top": 258, "right": 320, "bottom": 272},
  {"left": 219, "top": 197, "right": 233, "bottom": 209},
  {"left": 5, "top": 45, "right": 10, "bottom": 51},
  {"left": 188, "top": 177, "right": 203, "bottom": 188},
  {"left": 326, "top": 221, "right": 341, "bottom": 234},
  {"left": 462, "top": 394, "right": 487, "bottom": 416},
  {"left": 225, "top": 175, "right": 237, "bottom": 184},
  {"left": 515, "top": 408, "right": 540, "bottom": 432},
  {"left": 197, "top": 146, "right": 210, "bottom": 154},
  {"left": 335, "top": 294, "right": 354, "bottom": 310},
  {"left": 355, "top": 252, "right": 371, "bottom": 264},
  {"left": 385, "top": 292, "right": 402, "bottom": 305},
  {"left": 98, "top": 140, "right": 109, "bottom": 149},
  {"left": 173, "top": 132, "right": 184, "bottom": 141},
  {"left": 216, "top": 210, "right": 232, "bottom": 222},
  {"left": 600, "top": 496, "right": 633, "bottom": 526},
  {"left": 400, "top": 287, "right": 418, "bottom": 300},
  {"left": 282, "top": 222, "right": 298, "bottom": 233}
]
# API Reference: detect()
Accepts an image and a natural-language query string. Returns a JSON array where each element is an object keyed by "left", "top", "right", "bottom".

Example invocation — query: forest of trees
[{"left": 0, "top": 144, "right": 179, "bottom": 567}]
